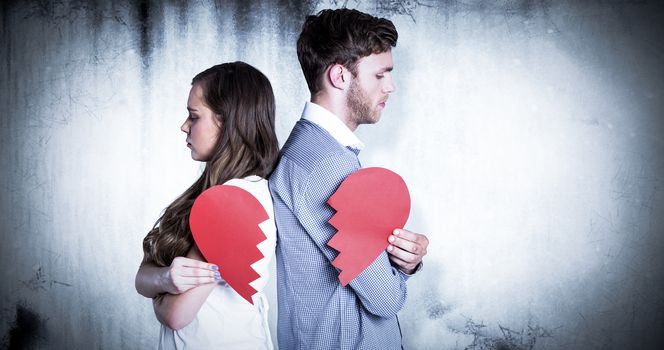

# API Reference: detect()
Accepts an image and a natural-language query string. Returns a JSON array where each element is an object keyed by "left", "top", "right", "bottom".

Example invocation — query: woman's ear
[{"left": 213, "top": 114, "right": 223, "bottom": 129}]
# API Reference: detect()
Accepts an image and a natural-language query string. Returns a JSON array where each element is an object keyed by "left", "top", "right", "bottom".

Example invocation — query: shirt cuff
[{"left": 397, "top": 261, "right": 423, "bottom": 278}]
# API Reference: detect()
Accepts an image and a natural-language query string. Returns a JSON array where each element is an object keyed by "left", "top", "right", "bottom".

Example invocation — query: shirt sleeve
[{"left": 293, "top": 152, "right": 408, "bottom": 318}]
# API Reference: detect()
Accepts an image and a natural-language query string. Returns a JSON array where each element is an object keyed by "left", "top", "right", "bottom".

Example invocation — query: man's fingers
[
  {"left": 388, "top": 253, "right": 418, "bottom": 272},
  {"left": 388, "top": 254, "right": 407, "bottom": 267},
  {"left": 390, "top": 229, "right": 429, "bottom": 254},
  {"left": 392, "top": 228, "right": 417, "bottom": 241},
  {"left": 387, "top": 244, "right": 418, "bottom": 263},
  {"left": 388, "top": 235, "right": 422, "bottom": 255},
  {"left": 394, "top": 229, "right": 429, "bottom": 245}
]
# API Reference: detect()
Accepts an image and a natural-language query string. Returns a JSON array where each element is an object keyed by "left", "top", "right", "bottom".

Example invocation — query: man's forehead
[{"left": 357, "top": 51, "right": 394, "bottom": 72}]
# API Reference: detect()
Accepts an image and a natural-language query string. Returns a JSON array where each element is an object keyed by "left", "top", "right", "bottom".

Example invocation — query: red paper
[
  {"left": 189, "top": 185, "right": 268, "bottom": 304},
  {"left": 327, "top": 167, "right": 410, "bottom": 286}
]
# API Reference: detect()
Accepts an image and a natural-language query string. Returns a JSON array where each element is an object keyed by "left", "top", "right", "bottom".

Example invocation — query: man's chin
[
  {"left": 358, "top": 119, "right": 379, "bottom": 126},
  {"left": 369, "top": 113, "right": 382, "bottom": 124}
]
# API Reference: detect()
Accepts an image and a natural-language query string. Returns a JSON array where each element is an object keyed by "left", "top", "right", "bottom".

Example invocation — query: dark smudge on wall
[
  {"left": 1, "top": 1, "right": 663, "bottom": 349},
  {"left": 2, "top": 304, "right": 45, "bottom": 350}
]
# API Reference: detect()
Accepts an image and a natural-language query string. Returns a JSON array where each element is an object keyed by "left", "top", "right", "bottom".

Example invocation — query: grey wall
[{"left": 1, "top": 1, "right": 663, "bottom": 349}]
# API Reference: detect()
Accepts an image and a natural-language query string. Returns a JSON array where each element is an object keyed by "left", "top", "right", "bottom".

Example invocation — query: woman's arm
[
  {"left": 135, "top": 252, "right": 219, "bottom": 298},
  {"left": 152, "top": 246, "right": 219, "bottom": 330}
]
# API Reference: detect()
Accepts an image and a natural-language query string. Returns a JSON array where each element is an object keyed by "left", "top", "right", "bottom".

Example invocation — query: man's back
[{"left": 269, "top": 119, "right": 408, "bottom": 349}]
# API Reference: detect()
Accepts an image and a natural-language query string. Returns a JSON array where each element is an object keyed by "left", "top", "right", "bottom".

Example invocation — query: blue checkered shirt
[{"left": 269, "top": 118, "right": 410, "bottom": 350}]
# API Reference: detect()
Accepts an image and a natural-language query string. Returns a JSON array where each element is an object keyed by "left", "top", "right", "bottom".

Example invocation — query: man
[{"left": 269, "top": 8, "right": 430, "bottom": 349}]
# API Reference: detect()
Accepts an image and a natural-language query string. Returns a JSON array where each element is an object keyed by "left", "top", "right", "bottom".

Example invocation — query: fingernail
[
  {"left": 393, "top": 229, "right": 400, "bottom": 235},
  {"left": 211, "top": 265, "right": 218, "bottom": 271},
  {"left": 215, "top": 275, "right": 222, "bottom": 281},
  {"left": 214, "top": 272, "right": 220, "bottom": 277},
  {"left": 388, "top": 236, "right": 395, "bottom": 243},
  {"left": 387, "top": 245, "right": 393, "bottom": 252}
]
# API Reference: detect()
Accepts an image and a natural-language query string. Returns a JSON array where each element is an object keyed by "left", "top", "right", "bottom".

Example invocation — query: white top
[
  {"left": 159, "top": 176, "right": 276, "bottom": 350},
  {"left": 301, "top": 101, "right": 365, "bottom": 150}
]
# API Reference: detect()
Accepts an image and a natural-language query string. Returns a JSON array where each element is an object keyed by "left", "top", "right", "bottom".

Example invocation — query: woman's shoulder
[
  {"left": 222, "top": 176, "right": 270, "bottom": 204},
  {"left": 223, "top": 175, "right": 266, "bottom": 187}
]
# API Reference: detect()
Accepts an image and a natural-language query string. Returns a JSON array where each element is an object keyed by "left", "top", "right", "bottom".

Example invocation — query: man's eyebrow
[
  {"left": 187, "top": 107, "right": 197, "bottom": 112},
  {"left": 379, "top": 66, "right": 394, "bottom": 73}
]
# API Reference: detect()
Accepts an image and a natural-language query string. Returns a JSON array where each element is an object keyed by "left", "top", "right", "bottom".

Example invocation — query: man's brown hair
[{"left": 297, "top": 8, "right": 398, "bottom": 95}]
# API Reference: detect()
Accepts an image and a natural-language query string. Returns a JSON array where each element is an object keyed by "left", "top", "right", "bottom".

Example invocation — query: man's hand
[
  {"left": 160, "top": 256, "right": 221, "bottom": 295},
  {"left": 387, "top": 229, "right": 429, "bottom": 275}
]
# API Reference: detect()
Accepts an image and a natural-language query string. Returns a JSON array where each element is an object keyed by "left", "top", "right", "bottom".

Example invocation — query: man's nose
[{"left": 384, "top": 77, "right": 395, "bottom": 93}]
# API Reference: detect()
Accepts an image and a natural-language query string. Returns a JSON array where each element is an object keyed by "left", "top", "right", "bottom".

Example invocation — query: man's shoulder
[
  {"left": 269, "top": 119, "right": 360, "bottom": 195},
  {"left": 280, "top": 119, "right": 355, "bottom": 170}
]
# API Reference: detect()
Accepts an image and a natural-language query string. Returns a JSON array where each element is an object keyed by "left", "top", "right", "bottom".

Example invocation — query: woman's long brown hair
[{"left": 142, "top": 61, "right": 279, "bottom": 269}]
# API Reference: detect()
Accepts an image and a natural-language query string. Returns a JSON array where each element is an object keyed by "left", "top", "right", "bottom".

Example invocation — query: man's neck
[{"left": 311, "top": 94, "right": 357, "bottom": 132}]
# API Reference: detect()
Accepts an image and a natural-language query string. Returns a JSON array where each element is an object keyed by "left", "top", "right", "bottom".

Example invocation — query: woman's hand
[
  {"left": 152, "top": 246, "right": 220, "bottom": 330},
  {"left": 135, "top": 249, "right": 221, "bottom": 299},
  {"left": 160, "top": 256, "right": 221, "bottom": 295}
]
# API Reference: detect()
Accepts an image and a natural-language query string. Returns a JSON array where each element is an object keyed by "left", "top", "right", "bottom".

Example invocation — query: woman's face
[{"left": 181, "top": 83, "right": 221, "bottom": 161}]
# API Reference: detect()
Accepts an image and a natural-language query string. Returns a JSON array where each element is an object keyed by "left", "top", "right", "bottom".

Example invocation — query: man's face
[{"left": 347, "top": 50, "right": 395, "bottom": 128}]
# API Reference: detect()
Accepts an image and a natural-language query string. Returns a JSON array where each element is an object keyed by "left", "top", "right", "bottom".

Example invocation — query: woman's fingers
[{"left": 168, "top": 257, "right": 221, "bottom": 293}]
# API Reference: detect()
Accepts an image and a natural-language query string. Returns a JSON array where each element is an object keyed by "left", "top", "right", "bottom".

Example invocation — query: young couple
[{"left": 135, "top": 8, "right": 430, "bottom": 350}]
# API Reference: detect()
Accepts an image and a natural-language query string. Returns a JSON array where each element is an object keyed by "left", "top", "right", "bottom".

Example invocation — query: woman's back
[{"left": 159, "top": 176, "right": 276, "bottom": 350}]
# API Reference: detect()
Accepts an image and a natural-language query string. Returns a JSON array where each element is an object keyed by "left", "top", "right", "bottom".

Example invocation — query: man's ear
[{"left": 327, "top": 64, "right": 348, "bottom": 90}]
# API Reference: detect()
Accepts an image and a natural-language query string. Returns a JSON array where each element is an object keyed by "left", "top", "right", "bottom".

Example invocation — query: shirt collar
[{"left": 301, "top": 101, "right": 365, "bottom": 150}]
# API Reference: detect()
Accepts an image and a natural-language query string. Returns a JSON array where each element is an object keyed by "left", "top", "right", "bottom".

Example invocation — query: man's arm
[
  {"left": 296, "top": 152, "right": 409, "bottom": 318},
  {"left": 152, "top": 246, "right": 218, "bottom": 330},
  {"left": 388, "top": 229, "right": 429, "bottom": 274}
]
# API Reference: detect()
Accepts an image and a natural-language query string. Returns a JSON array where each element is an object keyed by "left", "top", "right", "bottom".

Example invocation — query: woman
[{"left": 135, "top": 61, "right": 279, "bottom": 349}]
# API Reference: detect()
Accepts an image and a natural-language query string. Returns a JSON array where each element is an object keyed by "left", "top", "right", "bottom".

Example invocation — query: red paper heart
[
  {"left": 327, "top": 167, "right": 410, "bottom": 286},
  {"left": 189, "top": 185, "right": 268, "bottom": 304}
]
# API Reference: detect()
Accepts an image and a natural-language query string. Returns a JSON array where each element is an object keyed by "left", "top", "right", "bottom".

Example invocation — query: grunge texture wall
[{"left": 1, "top": 1, "right": 663, "bottom": 349}]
